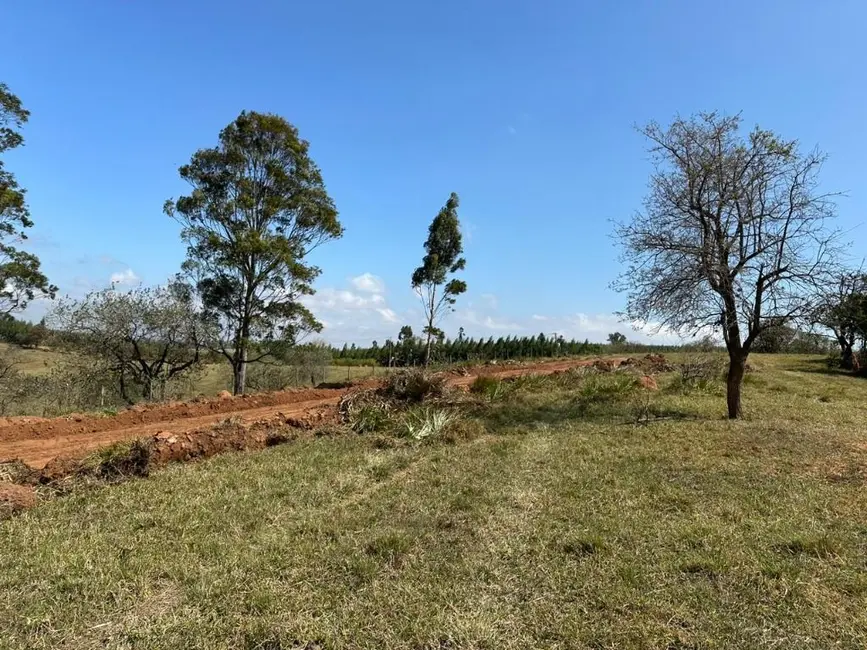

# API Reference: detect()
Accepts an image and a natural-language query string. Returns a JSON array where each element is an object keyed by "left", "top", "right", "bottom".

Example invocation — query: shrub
[
  {"left": 80, "top": 439, "right": 152, "bottom": 481},
  {"left": 576, "top": 374, "right": 638, "bottom": 401},
  {"left": 441, "top": 418, "right": 486, "bottom": 444},
  {"left": 382, "top": 369, "right": 446, "bottom": 402},
  {"left": 0, "top": 316, "right": 40, "bottom": 347},
  {"left": 670, "top": 354, "right": 726, "bottom": 393},
  {"left": 350, "top": 404, "right": 393, "bottom": 433},
  {"left": 469, "top": 375, "right": 504, "bottom": 400}
]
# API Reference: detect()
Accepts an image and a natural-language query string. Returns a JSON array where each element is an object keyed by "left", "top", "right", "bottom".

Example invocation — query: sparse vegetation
[
  {"left": 49, "top": 282, "right": 208, "bottom": 402},
  {"left": 2, "top": 355, "right": 867, "bottom": 648}
]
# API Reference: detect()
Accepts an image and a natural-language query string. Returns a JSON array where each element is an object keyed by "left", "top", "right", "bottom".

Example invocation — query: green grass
[
  {"left": 194, "top": 361, "right": 386, "bottom": 394},
  {"left": 0, "top": 341, "right": 389, "bottom": 407},
  {"left": 2, "top": 355, "right": 867, "bottom": 648}
]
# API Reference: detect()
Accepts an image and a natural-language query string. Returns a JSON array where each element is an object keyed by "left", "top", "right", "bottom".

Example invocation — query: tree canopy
[
  {"left": 0, "top": 82, "right": 56, "bottom": 314},
  {"left": 50, "top": 283, "right": 207, "bottom": 402},
  {"left": 165, "top": 111, "right": 343, "bottom": 394},
  {"left": 614, "top": 112, "right": 840, "bottom": 418},
  {"left": 815, "top": 271, "right": 867, "bottom": 370},
  {"left": 412, "top": 192, "right": 467, "bottom": 365}
]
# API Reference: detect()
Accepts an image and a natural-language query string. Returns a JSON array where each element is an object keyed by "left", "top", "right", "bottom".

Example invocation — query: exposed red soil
[
  {"left": 0, "top": 483, "right": 37, "bottom": 517},
  {"left": 0, "top": 356, "right": 636, "bottom": 471}
]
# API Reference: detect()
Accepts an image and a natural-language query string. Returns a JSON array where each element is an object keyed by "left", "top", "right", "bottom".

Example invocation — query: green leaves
[
  {"left": 165, "top": 111, "right": 342, "bottom": 392},
  {"left": 0, "top": 82, "right": 55, "bottom": 315},
  {"left": 412, "top": 193, "right": 467, "bottom": 364},
  {"left": 412, "top": 192, "right": 465, "bottom": 289}
]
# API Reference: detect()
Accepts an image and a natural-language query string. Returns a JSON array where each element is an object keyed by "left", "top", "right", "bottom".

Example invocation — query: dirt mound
[
  {"left": 638, "top": 375, "right": 659, "bottom": 390},
  {"left": 0, "top": 483, "right": 37, "bottom": 517},
  {"left": 0, "top": 387, "right": 342, "bottom": 444},
  {"left": 0, "top": 356, "right": 630, "bottom": 472},
  {"left": 643, "top": 353, "right": 675, "bottom": 372}
]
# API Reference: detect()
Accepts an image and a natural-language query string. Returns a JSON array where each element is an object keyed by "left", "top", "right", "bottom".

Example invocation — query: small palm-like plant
[{"left": 399, "top": 407, "right": 455, "bottom": 441}]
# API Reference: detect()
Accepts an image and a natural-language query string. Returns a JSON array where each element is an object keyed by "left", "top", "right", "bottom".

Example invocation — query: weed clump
[
  {"left": 382, "top": 369, "right": 446, "bottom": 402},
  {"left": 775, "top": 536, "right": 839, "bottom": 559},
  {"left": 81, "top": 439, "right": 152, "bottom": 481},
  {"left": 469, "top": 375, "right": 504, "bottom": 400},
  {"left": 561, "top": 536, "right": 605, "bottom": 558},
  {"left": 338, "top": 390, "right": 395, "bottom": 433}
]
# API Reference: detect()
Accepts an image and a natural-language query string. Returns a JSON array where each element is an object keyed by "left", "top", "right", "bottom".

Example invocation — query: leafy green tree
[
  {"left": 614, "top": 113, "right": 840, "bottom": 418},
  {"left": 816, "top": 271, "right": 867, "bottom": 370},
  {"left": 165, "top": 111, "right": 342, "bottom": 394},
  {"left": 607, "top": 332, "right": 627, "bottom": 345},
  {"left": 398, "top": 325, "right": 414, "bottom": 342},
  {"left": 0, "top": 83, "right": 56, "bottom": 314},
  {"left": 412, "top": 193, "right": 467, "bottom": 365}
]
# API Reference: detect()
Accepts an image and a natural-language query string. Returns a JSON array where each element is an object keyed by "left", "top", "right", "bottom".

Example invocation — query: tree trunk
[
  {"left": 119, "top": 369, "right": 134, "bottom": 405},
  {"left": 424, "top": 334, "right": 432, "bottom": 366},
  {"left": 726, "top": 352, "right": 747, "bottom": 419},
  {"left": 840, "top": 340, "right": 855, "bottom": 371},
  {"left": 233, "top": 346, "right": 248, "bottom": 395}
]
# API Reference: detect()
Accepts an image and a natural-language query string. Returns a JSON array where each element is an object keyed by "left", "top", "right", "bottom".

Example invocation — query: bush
[
  {"left": 382, "top": 369, "right": 446, "bottom": 402},
  {"left": 350, "top": 404, "right": 393, "bottom": 433},
  {"left": 245, "top": 344, "right": 330, "bottom": 391},
  {"left": 469, "top": 375, "right": 504, "bottom": 400},
  {"left": 576, "top": 374, "right": 638, "bottom": 401},
  {"left": 331, "top": 358, "right": 377, "bottom": 367},
  {"left": 0, "top": 316, "right": 44, "bottom": 347},
  {"left": 670, "top": 354, "right": 726, "bottom": 393},
  {"left": 80, "top": 439, "right": 152, "bottom": 481},
  {"left": 245, "top": 364, "right": 299, "bottom": 392}
]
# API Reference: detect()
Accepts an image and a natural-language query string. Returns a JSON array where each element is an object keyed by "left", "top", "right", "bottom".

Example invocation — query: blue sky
[{"left": 3, "top": 0, "right": 866, "bottom": 344}]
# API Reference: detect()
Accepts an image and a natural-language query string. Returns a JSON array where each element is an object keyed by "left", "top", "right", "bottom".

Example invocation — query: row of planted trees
[{"left": 334, "top": 330, "right": 605, "bottom": 367}]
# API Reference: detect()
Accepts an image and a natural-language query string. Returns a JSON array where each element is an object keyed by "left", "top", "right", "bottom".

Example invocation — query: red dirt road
[{"left": 0, "top": 357, "right": 626, "bottom": 469}]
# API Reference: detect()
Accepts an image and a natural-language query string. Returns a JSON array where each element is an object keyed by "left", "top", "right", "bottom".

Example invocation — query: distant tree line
[{"left": 332, "top": 331, "right": 600, "bottom": 366}]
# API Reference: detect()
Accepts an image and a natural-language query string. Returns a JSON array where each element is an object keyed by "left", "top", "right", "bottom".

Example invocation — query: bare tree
[
  {"left": 50, "top": 282, "right": 207, "bottom": 402},
  {"left": 614, "top": 113, "right": 840, "bottom": 418}
]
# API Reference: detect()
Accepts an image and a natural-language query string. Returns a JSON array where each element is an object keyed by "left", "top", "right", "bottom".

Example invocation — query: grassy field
[
  {"left": 2, "top": 355, "right": 867, "bottom": 648},
  {"left": 0, "top": 341, "right": 387, "bottom": 400}
]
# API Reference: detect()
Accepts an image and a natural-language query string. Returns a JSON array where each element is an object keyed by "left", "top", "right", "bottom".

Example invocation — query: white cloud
[
  {"left": 527, "top": 312, "right": 686, "bottom": 344},
  {"left": 302, "top": 276, "right": 407, "bottom": 345},
  {"left": 376, "top": 308, "right": 400, "bottom": 324},
  {"left": 461, "top": 220, "right": 478, "bottom": 244},
  {"left": 480, "top": 293, "right": 499, "bottom": 309},
  {"left": 350, "top": 272, "right": 385, "bottom": 294},
  {"left": 305, "top": 288, "right": 385, "bottom": 311},
  {"left": 109, "top": 268, "right": 140, "bottom": 286},
  {"left": 455, "top": 309, "right": 523, "bottom": 332}
]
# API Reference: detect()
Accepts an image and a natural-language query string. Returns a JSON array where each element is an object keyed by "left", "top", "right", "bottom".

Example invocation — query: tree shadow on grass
[{"left": 785, "top": 356, "right": 864, "bottom": 379}]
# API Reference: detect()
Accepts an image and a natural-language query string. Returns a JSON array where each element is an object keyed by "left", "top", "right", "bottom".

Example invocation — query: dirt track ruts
[{"left": 0, "top": 357, "right": 625, "bottom": 469}]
